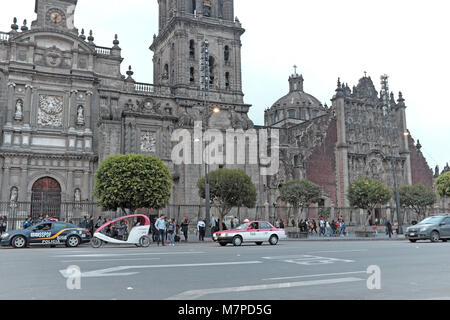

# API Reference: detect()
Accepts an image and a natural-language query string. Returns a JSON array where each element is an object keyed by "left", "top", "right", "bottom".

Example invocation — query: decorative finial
[
  {"left": 21, "top": 19, "right": 28, "bottom": 32},
  {"left": 364, "top": 71, "right": 367, "bottom": 78},
  {"left": 79, "top": 28, "right": 86, "bottom": 41},
  {"left": 126, "top": 65, "right": 134, "bottom": 77},
  {"left": 416, "top": 140, "right": 422, "bottom": 151},
  {"left": 113, "top": 34, "right": 120, "bottom": 46},
  {"left": 87, "top": 30, "right": 94, "bottom": 43},
  {"left": 293, "top": 65, "right": 298, "bottom": 76},
  {"left": 11, "top": 17, "right": 19, "bottom": 32}
]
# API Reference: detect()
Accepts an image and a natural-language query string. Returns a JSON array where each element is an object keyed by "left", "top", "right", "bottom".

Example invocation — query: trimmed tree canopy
[
  {"left": 197, "top": 168, "right": 257, "bottom": 219},
  {"left": 399, "top": 184, "right": 436, "bottom": 217},
  {"left": 279, "top": 179, "right": 322, "bottom": 210},
  {"left": 435, "top": 171, "right": 450, "bottom": 198},
  {"left": 94, "top": 154, "right": 173, "bottom": 212},
  {"left": 347, "top": 178, "right": 392, "bottom": 211}
]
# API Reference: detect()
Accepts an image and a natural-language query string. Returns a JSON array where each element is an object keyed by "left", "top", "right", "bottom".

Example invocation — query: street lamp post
[
  {"left": 381, "top": 75, "right": 403, "bottom": 234},
  {"left": 201, "top": 39, "right": 212, "bottom": 237}
]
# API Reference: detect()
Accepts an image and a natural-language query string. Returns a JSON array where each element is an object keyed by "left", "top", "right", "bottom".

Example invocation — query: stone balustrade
[{"left": 0, "top": 32, "right": 10, "bottom": 41}]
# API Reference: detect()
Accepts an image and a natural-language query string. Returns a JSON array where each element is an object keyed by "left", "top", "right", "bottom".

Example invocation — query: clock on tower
[{"left": 32, "top": 0, "right": 78, "bottom": 34}]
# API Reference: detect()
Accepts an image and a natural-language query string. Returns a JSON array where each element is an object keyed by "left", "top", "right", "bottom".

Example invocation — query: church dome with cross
[{"left": 264, "top": 68, "right": 328, "bottom": 128}]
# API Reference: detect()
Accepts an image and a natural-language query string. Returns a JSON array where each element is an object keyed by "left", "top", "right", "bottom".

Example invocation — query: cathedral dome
[{"left": 265, "top": 72, "right": 326, "bottom": 127}]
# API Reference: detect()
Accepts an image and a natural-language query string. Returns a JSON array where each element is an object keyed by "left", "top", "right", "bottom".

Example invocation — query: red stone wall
[
  {"left": 306, "top": 119, "right": 338, "bottom": 205},
  {"left": 408, "top": 135, "right": 434, "bottom": 187}
]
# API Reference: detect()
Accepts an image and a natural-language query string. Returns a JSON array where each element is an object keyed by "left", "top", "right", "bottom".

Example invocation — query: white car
[{"left": 212, "top": 221, "right": 287, "bottom": 246}]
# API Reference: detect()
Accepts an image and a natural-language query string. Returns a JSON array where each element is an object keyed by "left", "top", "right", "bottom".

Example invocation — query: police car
[
  {"left": 212, "top": 221, "right": 287, "bottom": 246},
  {"left": 1, "top": 220, "right": 91, "bottom": 248}
]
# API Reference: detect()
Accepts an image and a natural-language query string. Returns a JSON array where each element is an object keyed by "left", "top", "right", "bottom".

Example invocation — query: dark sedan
[
  {"left": 406, "top": 215, "right": 450, "bottom": 243},
  {"left": 1, "top": 221, "right": 91, "bottom": 248}
]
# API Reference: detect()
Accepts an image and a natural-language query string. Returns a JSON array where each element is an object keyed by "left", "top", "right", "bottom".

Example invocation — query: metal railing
[
  {"left": 0, "top": 32, "right": 9, "bottom": 41},
  {"left": 95, "top": 46, "right": 112, "bottom": 55}
]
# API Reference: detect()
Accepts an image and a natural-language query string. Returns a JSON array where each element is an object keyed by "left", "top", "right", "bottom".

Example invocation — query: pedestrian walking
[
  {"left": 180, "top": 216, "right": 190, "bottom": 242},
  {"left": 319, "top": 218, "right": 325, "bottom": 236},
  {"left": 230, "top": 217, "right": 234, "bottom": 229},
  {"left": 0, "top": 216, "right": 7, "bottom": 234},
  {"left": 87, "top": 216, "right": 94, "bottom": 235},
  {"left": 95, "top": 216, "right": 103, "bottom": 230},
  {"left": 340, "top": 220, "right": 346, "bottom": 236},
  {"left": 210, "top": 214, "right": 217, "bottom": 234},
  {"left": 312, "top": 219, "right": 318, "bottom": 234},
  {"left": 167, "top": 218, "right": 176, "bottom": 246},
  {"left": 279, "top": 219, "right": 285, "bottom": 229},
  {"left": 325, "top": 220, "right": 331, "bottom": 236},
  {"left": 79, "top": 216, "right": 87, "bottom": 228},
  {"left": 197, "top": 218, "right": 206, "bottom": 241},
  {"left": 155, "top": 215, "right": 167, "bottom": 246},
  {"left": 23, "top": 216, "right": 32, "bottom": 229},
  {"left": 386, "top": 220, "right": 393, "bottom": 238}
]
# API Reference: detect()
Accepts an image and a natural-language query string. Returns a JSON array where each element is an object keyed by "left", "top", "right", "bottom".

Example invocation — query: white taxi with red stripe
[{"left": 212, "top": 221, "right": 287, "bottom": 246}]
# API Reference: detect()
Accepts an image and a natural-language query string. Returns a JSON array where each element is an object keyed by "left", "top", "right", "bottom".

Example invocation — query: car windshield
[
  {"left": 418, "top": 217, "right": 443, "bottom": 225},
  {"left": 235, "top": 223, "right": 249, "bottom": 230}
]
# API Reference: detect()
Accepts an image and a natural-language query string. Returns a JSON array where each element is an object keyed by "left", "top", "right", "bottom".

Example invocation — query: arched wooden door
[{"left": 31, "top": 177, "right": 62, "bottom": 219}]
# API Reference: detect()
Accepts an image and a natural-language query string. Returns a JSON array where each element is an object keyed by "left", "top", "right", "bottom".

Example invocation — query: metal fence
[{"left": 1, "top": 201, "right": 449, "bottom": 232}]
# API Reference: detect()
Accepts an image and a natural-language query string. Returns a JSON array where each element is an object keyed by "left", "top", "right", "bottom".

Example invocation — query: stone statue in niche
[
  {"left": 14, "top": 99, "right": 23, "bottom": 121},
  {"left": 76, "top": 106, "right": 85, "bottom": 126},
  {"left": 74, "top": 189, "right": 81, "bottom": 202},
  {"left": 10, "top": 187, "right": 18, "bottom": 208},
  {"left": 203, "top": 0, "right": 212, "bottom": 16}
]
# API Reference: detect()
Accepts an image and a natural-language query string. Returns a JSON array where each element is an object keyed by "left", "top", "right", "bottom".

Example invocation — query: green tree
[
  {"left": 347, "top": 178, "right": 392, "bottom": 228},
  {"left": 435, "top": 171, "right": 450, "bottom": 198},
  {"left": 197, "top": 169, "right": 257, "bottom": 225},
  {"left": 399, "top": 184, "right": 436, "bottom": 220},
  {"left": 279, "top": 179, "right": 322, "bottom": 224},
  {"left": 94, "top": 154, "right": 173, "bottom": 213}
]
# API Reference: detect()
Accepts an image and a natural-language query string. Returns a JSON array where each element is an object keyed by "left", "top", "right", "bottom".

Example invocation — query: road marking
[
  {"left": 59, "top": 261, "right": 263, "bottom": 278},
  {"left": 167, "top": 277, "right": 365, "bottom": 300},
  {"left": 60, "top": 258, "right": 162, "bottom": 263},
  {"left": 306, "top": 249, "right": 368, "bottom": 254},
  {"left": 54, "top": 251, "right": 205, "bottom": 258},
  {"left": 262, "top": 271, "right": 367, "bottom": 281},
  {"left": 262, "top": 255, "right": 354, "bottom": 265}
]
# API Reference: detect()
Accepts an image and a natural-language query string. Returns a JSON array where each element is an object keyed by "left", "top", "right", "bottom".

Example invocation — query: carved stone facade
[{"left": 0, "top": 0, "right": 434, "bottom": 223}]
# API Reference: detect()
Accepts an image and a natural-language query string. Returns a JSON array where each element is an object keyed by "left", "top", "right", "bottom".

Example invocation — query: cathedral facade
[{"left": 0, "top": 0, "right": 434, "bottom": 223}]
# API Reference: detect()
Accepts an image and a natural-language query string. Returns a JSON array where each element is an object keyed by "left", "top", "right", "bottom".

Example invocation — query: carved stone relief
[
  {"left": 140, "top": 131, "right": 157, "bottom": 153},
  {"left": 38, "top": 95, "right": 63, "bottom": 127}
]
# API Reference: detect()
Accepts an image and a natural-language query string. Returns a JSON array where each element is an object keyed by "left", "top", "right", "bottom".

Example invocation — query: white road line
[
  {"left": 60, "top": 258, "right": 161, "bottom": 263},
  {"left": 59, "top": 261, "right": 263, "bottom": 278},
  {"left": 262, "top": 271, "right": 367, "bottom": 281},
  {"left": 306, "top": 249, "right": 368, "bottom": 254},
  {"left": 54, "top": 251, "right": 205, "bottom": 258},
  {"left": 167, "top": 277, "right": 365, "bottom": 300}
]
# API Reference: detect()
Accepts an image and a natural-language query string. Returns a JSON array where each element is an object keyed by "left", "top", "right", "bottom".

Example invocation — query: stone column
[
  {"left": 70, "top": 90, "right": 78, "bottom": 129},
  {"left": 2, "top": 167, "right": 10, "bottom": 202},
  {"left": 85, "top": 91, "right": 93, "bottom": 129},
  {"left": 6, "top": 82, "right": 16, "bottom": 126},
  {"left": 20, "top": 165, "right": 28, "bottom": 202},
  {"left": 24, "top": 85, "right": 33, "bottom": 127},
  {"left": 334, "top": 90, "right": 349, "bottom": 208},
  {"left": 233, "top": 40, "right": 242, "bottom": 94}
]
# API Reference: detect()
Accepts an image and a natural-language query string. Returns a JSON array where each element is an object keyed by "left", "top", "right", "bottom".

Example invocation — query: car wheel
[
  {"left": 442, "top": 239, "right": 448, "bottom": 242},
  {"left": 409, "top": 239, "right": 417, "bottom": 243},
  {"left": 430, "top": 231, "right": 440, "bottom": 243},
  {"left": 255, "top": 242, "right": 263, "bottom": 246},
  {"left": 269, "top": 235, "right": 279, "bottom": 246},
  {"left": 66, "top": 235, "right": 80, "bottom": 248},
  {"left": 232, "top": 236, "right": 243, "bottom": 246},
  {"left": 219, "top": 242, "right": 227, "bottom": 247},
  {"left": 12, "top": 235, "right": 27, "bottom": 249},
  {"left": 90, "top": 237, "right": 103, "bottom": 248},
  {"left": 139, "top": 236, "right": 151, "bottom": 248}
]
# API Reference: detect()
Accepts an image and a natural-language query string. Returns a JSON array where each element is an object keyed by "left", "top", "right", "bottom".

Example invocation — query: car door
[
  {"left": 245, "top": 222, "right": 260, "bottom": 242},
  {"left": 259, "top": 222, "right": 273, "bottom": 241},
  {"left": 29, "top": 222, "right": 53, "bottom": 244},
  {"left": 440, "top": 217, "right": 450, "bottom": 238}
]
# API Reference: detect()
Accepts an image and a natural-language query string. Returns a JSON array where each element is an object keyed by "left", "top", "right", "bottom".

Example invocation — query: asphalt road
[{"left": 1, "top": 239, "right": 450, "bottom": 300}]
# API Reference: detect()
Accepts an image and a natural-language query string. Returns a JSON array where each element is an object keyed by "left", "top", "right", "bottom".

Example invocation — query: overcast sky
[{"left": 1, "top": 0, "right": 449, "bottom": 171}]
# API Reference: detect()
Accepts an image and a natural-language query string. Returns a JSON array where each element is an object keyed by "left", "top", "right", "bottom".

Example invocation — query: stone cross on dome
[{"left": 293, "top": 65, "right": 298, "bottom": 76}]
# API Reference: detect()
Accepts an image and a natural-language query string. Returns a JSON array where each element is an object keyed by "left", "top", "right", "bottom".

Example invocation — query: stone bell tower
[
  {"left": 32, "top": 0, "right": 78, "bottom": 34},
  {"left": 150, "top": 0, "right": 245, "bottom": 105}
]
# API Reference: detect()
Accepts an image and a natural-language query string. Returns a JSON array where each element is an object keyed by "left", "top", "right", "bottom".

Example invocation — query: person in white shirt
[{"left": 197, "top": 218, "right": 206, "bottom": 241}]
